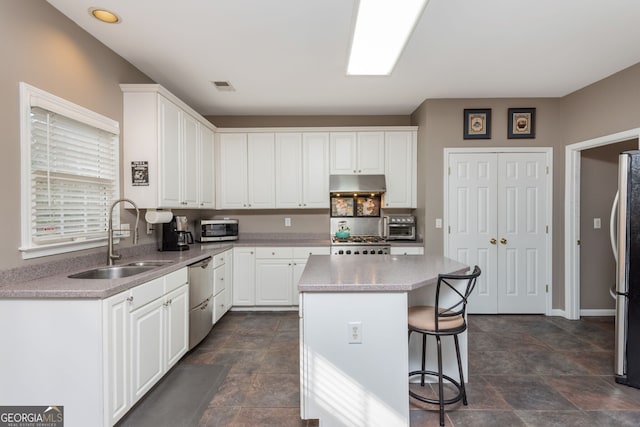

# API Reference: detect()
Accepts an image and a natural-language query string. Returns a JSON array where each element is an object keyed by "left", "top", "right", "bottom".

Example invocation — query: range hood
[{"left": 329, "top": 174, "right": 386, "bottom": 194}]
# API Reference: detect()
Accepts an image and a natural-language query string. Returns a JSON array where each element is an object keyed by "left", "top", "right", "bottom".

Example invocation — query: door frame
[
  {"left": 444, "top": 147, "right": 554, "bottom": 315},
  {"left": 564, "top": 128, "right": 640, "bottom": 320}
]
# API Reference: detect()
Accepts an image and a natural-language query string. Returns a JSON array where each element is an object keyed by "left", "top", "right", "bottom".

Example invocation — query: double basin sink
[{"left": 68, "top": 261, "right": 174, "bottom": 279}]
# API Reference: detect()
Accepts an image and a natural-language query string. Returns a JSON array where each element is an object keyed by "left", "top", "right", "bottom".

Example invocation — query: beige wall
[
  {"left": 580, "top": 139, "right": 637, "bottom": 310},
  {"left": 0, "top": 1, "right": 153, "bottom": 269}
]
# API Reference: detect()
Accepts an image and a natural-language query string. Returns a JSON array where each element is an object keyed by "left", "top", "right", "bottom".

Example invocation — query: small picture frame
[
  {"left": 508, "top": 108, "right": 536, "bottom": 139},
  {"left": 463, "top": 109, "right": 491, "bottom": 139},
  {"left": 331, "top": 197, "right": 354, "bottom": 217},
  {"left": 355, "top": 196, "right": 381, "bottom": 217}
]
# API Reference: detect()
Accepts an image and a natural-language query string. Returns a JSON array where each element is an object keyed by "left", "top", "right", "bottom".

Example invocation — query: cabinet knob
[
  {"left": 500, "top": 238, "right": 507, "bottom": 245},
  {"left": 353, "top": 170, "right": 357, "bottom": 173},
  {"left": 490, "top": 238, "right": 497, "bottom": 245},
  {"left": 127, "top": 296, "right": 134, "bottom": 303}
]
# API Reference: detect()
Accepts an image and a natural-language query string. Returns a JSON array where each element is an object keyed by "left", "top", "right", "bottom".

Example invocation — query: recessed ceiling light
[
  {"left": 347, "top": 0, "right": 429, "bottom": 76},
  {"left": 88, "top": 7, "right": 121, "bottom": 24}
]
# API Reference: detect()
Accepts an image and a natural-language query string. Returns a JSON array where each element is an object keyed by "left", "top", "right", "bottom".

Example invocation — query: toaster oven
[
  {"left": 383, "top": 215, "right": 416, "bottom": 240},
  {"left": 195, "top": 219, "right": 239, "bottom": 242}
]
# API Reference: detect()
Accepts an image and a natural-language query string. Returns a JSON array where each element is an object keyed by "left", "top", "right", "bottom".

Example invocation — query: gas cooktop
[{"left": 331, "top": 235, "right": 388, "bottom": 245}]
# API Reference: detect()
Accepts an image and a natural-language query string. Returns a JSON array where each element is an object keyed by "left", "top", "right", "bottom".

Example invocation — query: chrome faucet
[{"left": 108, "top": 198, "right": 140, "bottom": 265}]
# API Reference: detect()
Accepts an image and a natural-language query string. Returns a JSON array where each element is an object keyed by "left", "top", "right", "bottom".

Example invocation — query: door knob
[
  {"left": 490, "top": 238, "right": 497, "bottom": 245},
  {"left": 500, "top": 238, "right": 507, "bottom": 245}
]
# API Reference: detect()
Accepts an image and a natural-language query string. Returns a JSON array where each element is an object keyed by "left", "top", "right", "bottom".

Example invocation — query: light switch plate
[{"left": 594, "top": 218, "right": 601, "bottom": 229}]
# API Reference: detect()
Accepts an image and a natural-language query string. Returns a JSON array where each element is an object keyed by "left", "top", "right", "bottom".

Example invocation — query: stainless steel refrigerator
[{"left": 615, "top": 150, "right": 640, "bottom": 388}]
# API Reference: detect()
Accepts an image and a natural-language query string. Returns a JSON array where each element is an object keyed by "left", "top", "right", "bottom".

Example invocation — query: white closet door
[
  {"left": 497, "top": 153, "right": 547, "bottom": 313},
  {"left": 448, "top": 153, "right": 499, "bottom": 313}
]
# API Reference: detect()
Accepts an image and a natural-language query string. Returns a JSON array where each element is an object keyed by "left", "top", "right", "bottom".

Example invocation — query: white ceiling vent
[{"left": 211, "top": 81, "right": 235, "bottom": 92}]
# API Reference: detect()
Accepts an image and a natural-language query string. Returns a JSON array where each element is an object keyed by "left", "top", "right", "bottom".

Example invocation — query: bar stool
[{"left": 408, "top": 265, "right": 481, "bottom": 426}]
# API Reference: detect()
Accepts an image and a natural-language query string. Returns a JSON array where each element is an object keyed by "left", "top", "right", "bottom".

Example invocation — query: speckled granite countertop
[
  {"left": 298, "top": 254, "right": 468, "bottom": 292},
  {"left": 0, "top": 244, "right": 233, "bottom": 300}
]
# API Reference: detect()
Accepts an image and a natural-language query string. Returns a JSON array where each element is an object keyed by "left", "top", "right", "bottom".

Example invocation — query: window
[{"left": 19, "top": 82, "right": 120, "bottom": 259}]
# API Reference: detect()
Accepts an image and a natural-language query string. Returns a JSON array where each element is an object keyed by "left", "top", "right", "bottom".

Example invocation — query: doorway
[
  {"left": 565, "top": 128, "right": 640, "bottom": 319},
  {"left": 444, "top": 148, "right": 553, "bottom": 314}
]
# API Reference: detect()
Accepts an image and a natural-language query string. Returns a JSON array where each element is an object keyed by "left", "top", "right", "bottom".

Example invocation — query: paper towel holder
[{"left": 145, "top": 209, "right": 173, "bottom": 234}]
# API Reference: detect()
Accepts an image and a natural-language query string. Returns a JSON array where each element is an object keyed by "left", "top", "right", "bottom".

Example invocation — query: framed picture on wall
[
  {"left": 463, "top": 109, "right": 491, "bottom": 139},
  {"left": 508, "top": 108, "right": 536, "bottom": 139}
]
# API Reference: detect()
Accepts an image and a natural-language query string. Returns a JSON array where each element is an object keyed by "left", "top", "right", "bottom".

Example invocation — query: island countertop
[{"left": 298, "top": 254, "right": 468, "bottom": 292}]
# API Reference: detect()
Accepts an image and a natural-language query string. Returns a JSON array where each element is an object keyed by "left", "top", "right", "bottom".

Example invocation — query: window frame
[{"left": 19, "top": 82, "right": 120, "bottom": 259}]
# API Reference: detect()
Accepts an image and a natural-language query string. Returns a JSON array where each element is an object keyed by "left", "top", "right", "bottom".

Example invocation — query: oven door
[
  {"left": 202, "top": 222, "right": 238, "bottom": 240},
  {"left": 386, "top": 224, "right": 415, "bottom": 240}
]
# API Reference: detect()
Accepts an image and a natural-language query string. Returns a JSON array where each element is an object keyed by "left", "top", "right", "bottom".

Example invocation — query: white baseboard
[
  {"left": 549, "top": 308, "right": 567, "bottom": 318},
  {"left": 580, "top": 309, "right": 615, "bottom": 317}
]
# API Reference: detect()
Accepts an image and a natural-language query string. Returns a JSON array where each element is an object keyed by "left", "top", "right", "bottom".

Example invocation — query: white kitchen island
[{"left": 298, "top": 254, "right": 469, "bottom": 427}]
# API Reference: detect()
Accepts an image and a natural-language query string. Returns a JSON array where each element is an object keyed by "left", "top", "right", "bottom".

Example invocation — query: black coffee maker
[{"left": 161, "top": 215, "right": 193, "bottom": 251}]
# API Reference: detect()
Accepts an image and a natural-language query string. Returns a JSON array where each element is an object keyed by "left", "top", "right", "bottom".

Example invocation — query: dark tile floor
[{"left": 156, "top": 312, "right": 640, "bottom": 426}]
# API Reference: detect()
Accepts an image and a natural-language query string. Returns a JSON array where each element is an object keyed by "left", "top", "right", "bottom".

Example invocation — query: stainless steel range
[{"left": 331, "top": 235, "right": 390, "bottom": 255}]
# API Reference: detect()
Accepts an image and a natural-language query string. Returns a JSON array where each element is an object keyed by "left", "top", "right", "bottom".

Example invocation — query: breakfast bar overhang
[{"left": 298, "top": 254, "right": 469, "bottom": 427}]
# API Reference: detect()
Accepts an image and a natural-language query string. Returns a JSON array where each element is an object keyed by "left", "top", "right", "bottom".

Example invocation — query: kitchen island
[{"left": 298, "top": 254, "right": 468, "bottom": 427}]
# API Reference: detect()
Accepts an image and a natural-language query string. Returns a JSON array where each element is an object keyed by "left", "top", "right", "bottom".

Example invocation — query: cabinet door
[
  {"left": 357, "top": 132, "right": 385, "bottom": 174},
  {"left": 130, "top": 298, "right": 164, "bottom": 402},
  {"left": 198, "top": 124, "right": 215, "bottom": 209},
  {"left": 103, "top": 291, "right": 131, "bottom": 426},
  {"left": 330, "top": 132, "right": 357, "bottom": 174},
  {"left": 384, "top": 131, "right": 416, "bottom": 208},
  {"left": 213, "top": 264, "right": 226, "bottom": 295},
  {"left": 182, "top": 113, "right": 199, "bottom": 207},
  {"left": 217, "top": 133, "right": 248, "bottom": 209},
  {"left": 275, "top": 133, "right": 303, "bottom": 208},
  {"left": 165, "top": 285, "right": 189, "bottom": 369},
  {"left": 224, "top": 249, "right": 233, "bottom": 314},
  {"left": 247, "top": 133, "right": 276, "bottom": 208},
  {"left": 158, "top": 96, "right": 182, "bottom": 207},
  {"left": 292, "top": 259, "right": 307, "bottom": 306},
  {"left": 303, "top": 133, "right": 330, "bottom": 208},
  {"left": 232, "top": 247, "right": 255, "bottom": 306},
  {"left": 389, "top": 246, "right": 424, "bottom": 255},
  {"left": 255, "top": 259, "right": 292, "bottom": 305}
]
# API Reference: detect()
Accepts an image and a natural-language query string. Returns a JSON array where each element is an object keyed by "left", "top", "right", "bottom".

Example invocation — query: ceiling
[{"left": 47, "top": 0, "right": 640, "bottom": 116}]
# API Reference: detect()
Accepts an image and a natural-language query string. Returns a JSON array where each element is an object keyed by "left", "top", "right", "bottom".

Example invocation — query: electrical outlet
[
  {"left": 347, "top": 321, "right": 362, "bottom": 344},
  {"left": 285, "top": 217, "right": 292, "bottom": 227},
  {"left": 435, "top": 218, "right": 443, "bottom": 229},
  {"left": 113, "top": 223, "right": 130, "bottom": 238},
  {"left": 594, "top": 217, "right": 601, "bottom": 229}
]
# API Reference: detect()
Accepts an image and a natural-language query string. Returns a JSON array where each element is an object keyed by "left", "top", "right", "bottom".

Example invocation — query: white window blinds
[{"left": 20, "top": 83, "right": 120, "bottom": 258}]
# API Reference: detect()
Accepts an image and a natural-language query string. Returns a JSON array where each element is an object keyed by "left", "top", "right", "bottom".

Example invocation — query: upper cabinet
[
  {"left": 275, "top": 132, "right": 329, "bottom": 208},
  {"left": 384, "top": 131, "right": 417, "bottom": 208},
  {"left": 330, "top": 131, "right": 385, "bottom": 175},
  {"left": 216, "top": 132, "right": 276, "bottom": 209},
  {"left": 120, "top": 84, "right": 217, "bottom": 209}
]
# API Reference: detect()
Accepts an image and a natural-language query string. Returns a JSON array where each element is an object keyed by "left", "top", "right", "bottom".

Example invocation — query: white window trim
[{"left": 19, "top": 82, "right": 120, "bottom": 259}]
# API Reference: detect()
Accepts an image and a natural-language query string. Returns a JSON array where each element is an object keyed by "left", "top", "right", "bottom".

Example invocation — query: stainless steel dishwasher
[{"left": 188, "top": 257, "right": 213, "bottom": 349}]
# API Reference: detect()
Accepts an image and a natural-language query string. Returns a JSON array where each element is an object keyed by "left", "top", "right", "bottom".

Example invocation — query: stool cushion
[{"left": 408, "top": 305, "right": 464, "bottom": 331}]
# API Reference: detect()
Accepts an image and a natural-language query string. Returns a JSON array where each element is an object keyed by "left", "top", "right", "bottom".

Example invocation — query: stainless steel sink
[
  {"left": 125, "top": 261, "right": 174, "bottom": 267},
  {"left": 69, "top": 265, "right": 156, "bottom": 279}
]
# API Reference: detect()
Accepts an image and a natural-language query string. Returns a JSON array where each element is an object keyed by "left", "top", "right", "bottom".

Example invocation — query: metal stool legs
[{"left": 409, "top": 330, "right": 467, "bottom": 427}]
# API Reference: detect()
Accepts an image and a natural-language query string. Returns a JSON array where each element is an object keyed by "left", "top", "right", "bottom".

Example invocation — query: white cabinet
[
  {"left": 198, "top": 124, "right": 215, "bottom": 209},
  {"left": 389, "top": 246, "right": 424, "bottom": 255},
  {"left": 275, "top": 132, "right": 329, "bottom": 208},
  {"left": 103, "top": 291, "right": 132, "bottom": 425},
  {"left": 252, "top": 247, "right": 330, "bottom": 307},
  {"left": 121, "top": 84, "right": 217, "bottom": 209},
  {"left": 217, "top": 133, "right": 276, "bottom": 209},
  {"left": 330, "top": 131, "right": 385, "bottom": 175},
  {"left": 130, "top": 269, "right": 188, "bottom": 403},
  {"left": 232, "top": 247, "right": 256, "bottom": 306},
  {"left": 212, "top": 250, "right": 232, "bottom": 323},
  {"left": 384, "top": 131, "right": 417, "bottom": 208}
]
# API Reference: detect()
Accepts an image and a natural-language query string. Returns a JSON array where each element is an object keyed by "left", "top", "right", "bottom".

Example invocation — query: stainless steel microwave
[{"left": 195, "top": 219, "right": 239, "bottom": 242}]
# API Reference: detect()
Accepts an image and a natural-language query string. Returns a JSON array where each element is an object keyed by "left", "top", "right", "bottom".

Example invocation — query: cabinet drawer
[
  {"left": 213, "top": 253, "right": 226, "bottom": 268},
  {"left": 164, "top": 267, "right": 188, "bottom": 293},
  {"left": 255, "top": 247, "right": 293, "bottom": 259},
  {"left": 213, "top": 265, "right": 226, "bottom": 295},
  {"left": 293, "top": 246, "right": 330, "bottom": 258},
  {"left": 213, "top": 289, "right": 227, "bottom": 324},
  {"left": 130, "top": 277, "right": 164, "bottom": 311}
]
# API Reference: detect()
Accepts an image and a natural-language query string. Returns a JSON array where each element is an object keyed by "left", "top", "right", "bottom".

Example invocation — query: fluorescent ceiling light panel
[{"left": 347, "top": 0, "right": 428, "bottom": 75}]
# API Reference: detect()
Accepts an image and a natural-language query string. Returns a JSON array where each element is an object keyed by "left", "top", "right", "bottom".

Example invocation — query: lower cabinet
[
  {"left": 104, "top": 267, "right": 189, "bottom": 426},
  {"left": 390, "top": 246, "right": 424, "bottom": 255},
  {"left": 234, "top": 246, "right": 330, "bottom": 307},
  {"left": 212, "top": 249, "right": 233, "bottom": 323}
]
